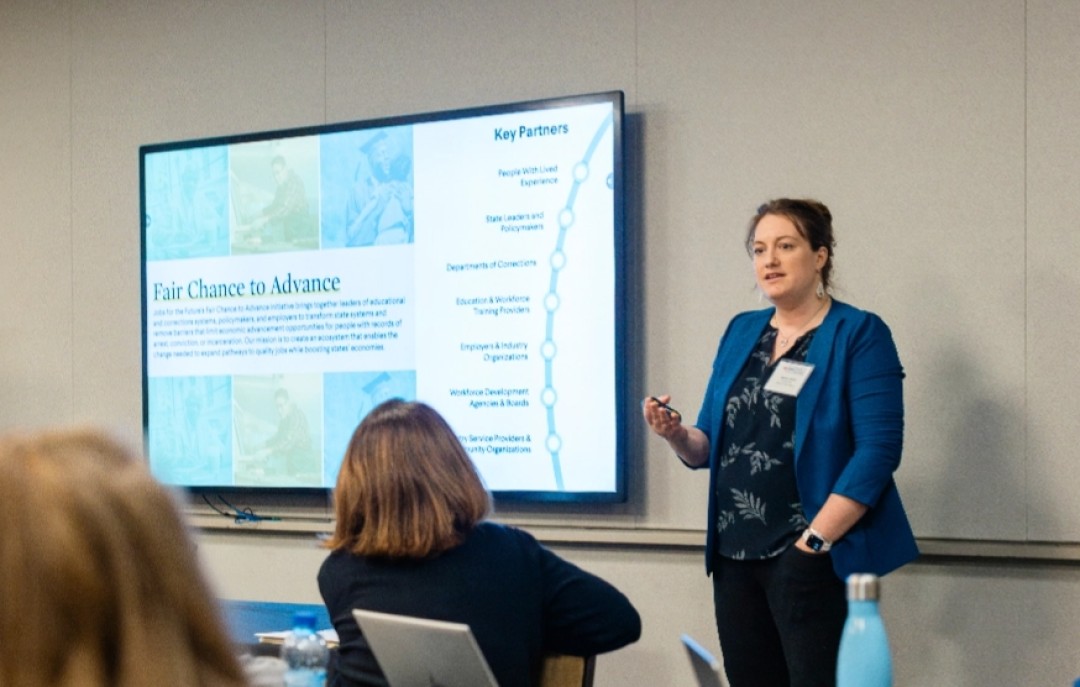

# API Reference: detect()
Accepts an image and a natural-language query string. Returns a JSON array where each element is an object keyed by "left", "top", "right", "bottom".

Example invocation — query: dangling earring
[{"left": 816, "top": 280, "right": 825, "bottom": 299}]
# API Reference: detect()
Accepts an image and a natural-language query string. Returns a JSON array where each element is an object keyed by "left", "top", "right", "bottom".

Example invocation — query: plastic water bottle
[
  {"left": 836, "top": 573, "right": 892, "bottom": 687},
  {"left": 281, "top": 611, "right": 329, "bottom": 687}
]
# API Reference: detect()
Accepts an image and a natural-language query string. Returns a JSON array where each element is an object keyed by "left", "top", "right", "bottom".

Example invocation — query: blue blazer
[{"left": 693, "top": 300, "right": 919, "bottom": 579}]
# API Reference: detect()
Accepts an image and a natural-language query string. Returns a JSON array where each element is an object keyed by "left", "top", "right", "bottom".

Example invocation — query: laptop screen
[{"left": 681, "top": 634, "right": 725, "bottom": 687}]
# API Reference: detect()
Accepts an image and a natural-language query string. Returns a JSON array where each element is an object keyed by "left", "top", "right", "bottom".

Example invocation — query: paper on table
[{"left": 255, "top": 628, "right": 339, "bottom": 647}]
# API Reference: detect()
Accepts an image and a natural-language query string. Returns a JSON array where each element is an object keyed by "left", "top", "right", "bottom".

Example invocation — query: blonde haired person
[
  {"left": 0, "top": 428, "right": 247, "bottom": 687},
  {"left": 319, "top": 399, "right": 640, "bottom": 687}
]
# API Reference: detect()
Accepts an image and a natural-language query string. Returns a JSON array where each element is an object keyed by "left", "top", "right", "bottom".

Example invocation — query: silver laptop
[
  {"left": 351, "top": 609, "right": 499, "bottom": 687},
  {"left": 681, "top": 634, "right": 726, "bottom": 687}
]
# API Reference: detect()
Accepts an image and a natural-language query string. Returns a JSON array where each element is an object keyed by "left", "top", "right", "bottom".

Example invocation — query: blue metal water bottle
[{"left": 836, "top": 573, "right": 892, "bottom": 687}]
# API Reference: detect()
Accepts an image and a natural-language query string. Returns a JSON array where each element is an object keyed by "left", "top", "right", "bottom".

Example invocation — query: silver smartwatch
[{"left": 801, "top": 527, "right": 833, "bottom": 553}]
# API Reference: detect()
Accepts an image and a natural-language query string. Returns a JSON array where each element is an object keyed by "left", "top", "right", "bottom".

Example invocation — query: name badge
[{"left": 764, "top": 360, "right": 814, "bottom": 397}]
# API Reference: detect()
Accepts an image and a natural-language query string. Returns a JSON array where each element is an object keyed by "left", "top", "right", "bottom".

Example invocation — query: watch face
[{"left": 807, "top": 534, "right": 825, "bottom": 552}]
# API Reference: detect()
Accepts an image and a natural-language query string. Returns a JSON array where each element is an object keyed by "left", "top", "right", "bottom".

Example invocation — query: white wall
[{"left": 4, "top": 1, "right": 1080, "bottom": 685}]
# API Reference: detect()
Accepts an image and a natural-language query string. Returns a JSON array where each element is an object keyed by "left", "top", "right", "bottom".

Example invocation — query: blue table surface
[{"left": 219, "top": 599, "right": 333, "bottom": 646}]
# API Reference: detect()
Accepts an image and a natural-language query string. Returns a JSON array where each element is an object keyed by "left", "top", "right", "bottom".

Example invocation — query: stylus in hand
[{"left": 648, "top": 396, "right": 681, "bottom": 420}]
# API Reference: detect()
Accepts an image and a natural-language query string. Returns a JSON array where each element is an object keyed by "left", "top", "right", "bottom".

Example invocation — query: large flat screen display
[{"left": 141, "top": 91, "right": 626, "bottom": 502}]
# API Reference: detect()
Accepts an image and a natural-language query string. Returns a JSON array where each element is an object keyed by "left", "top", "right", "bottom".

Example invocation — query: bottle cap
[
  {"left": 292, "top": 611, "right": 317, "bottom": 630},
  {"left": 846, "top": 573, "right": 881, "bottom": 601}
]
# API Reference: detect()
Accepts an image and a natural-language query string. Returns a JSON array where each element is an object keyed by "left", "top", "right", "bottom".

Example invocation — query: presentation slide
[{"left": 141, "top": 93, "right": 624, "bottom": 500}]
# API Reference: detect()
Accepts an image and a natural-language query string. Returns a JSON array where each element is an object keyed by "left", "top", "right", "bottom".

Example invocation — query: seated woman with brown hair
[
  {"left": 0, "top": 428, "right": 248, "bottom": 687},
  {"left": 319, "top": 399, "right": 641, "bottom": 687}
]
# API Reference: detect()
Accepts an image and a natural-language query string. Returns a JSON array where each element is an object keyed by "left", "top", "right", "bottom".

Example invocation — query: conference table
[{"left": 218, "top": 599, "right": 334, "bottom": 652}]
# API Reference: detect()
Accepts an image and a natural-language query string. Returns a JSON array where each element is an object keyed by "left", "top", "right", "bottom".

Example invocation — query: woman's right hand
[
  {"left": 643, "top": 395, "right": 710, "bottom": 467},
  {"left": 642, "top": 394, "right": 686, "bottom": 442}
]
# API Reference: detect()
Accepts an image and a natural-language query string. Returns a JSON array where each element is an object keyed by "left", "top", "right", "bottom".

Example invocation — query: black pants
[{"left": 712, "top": 545, "right": 847, "bottom": 687}]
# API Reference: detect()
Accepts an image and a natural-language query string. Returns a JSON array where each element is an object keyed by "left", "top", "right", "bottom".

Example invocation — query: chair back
[{"left": 538, "top": 654, "right": 595, "bottom": 687}]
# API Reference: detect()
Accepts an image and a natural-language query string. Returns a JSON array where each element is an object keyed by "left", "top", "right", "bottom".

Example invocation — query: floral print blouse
[{"left": 714, "top": 324, "right": 817, "bottom": 560}]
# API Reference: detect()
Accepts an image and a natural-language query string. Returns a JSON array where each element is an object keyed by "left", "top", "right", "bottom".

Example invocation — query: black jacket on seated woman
[{"left": 318, "top": 400, "right": 641, "bottom": 687}]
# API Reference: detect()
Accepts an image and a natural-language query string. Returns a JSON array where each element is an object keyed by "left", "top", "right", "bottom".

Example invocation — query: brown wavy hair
[
  {"left": 326, "top": 399, "right": 491, "bottom": 559},
  {"left": 0, "top": 428, "right": 246, "bottom": 687}
]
